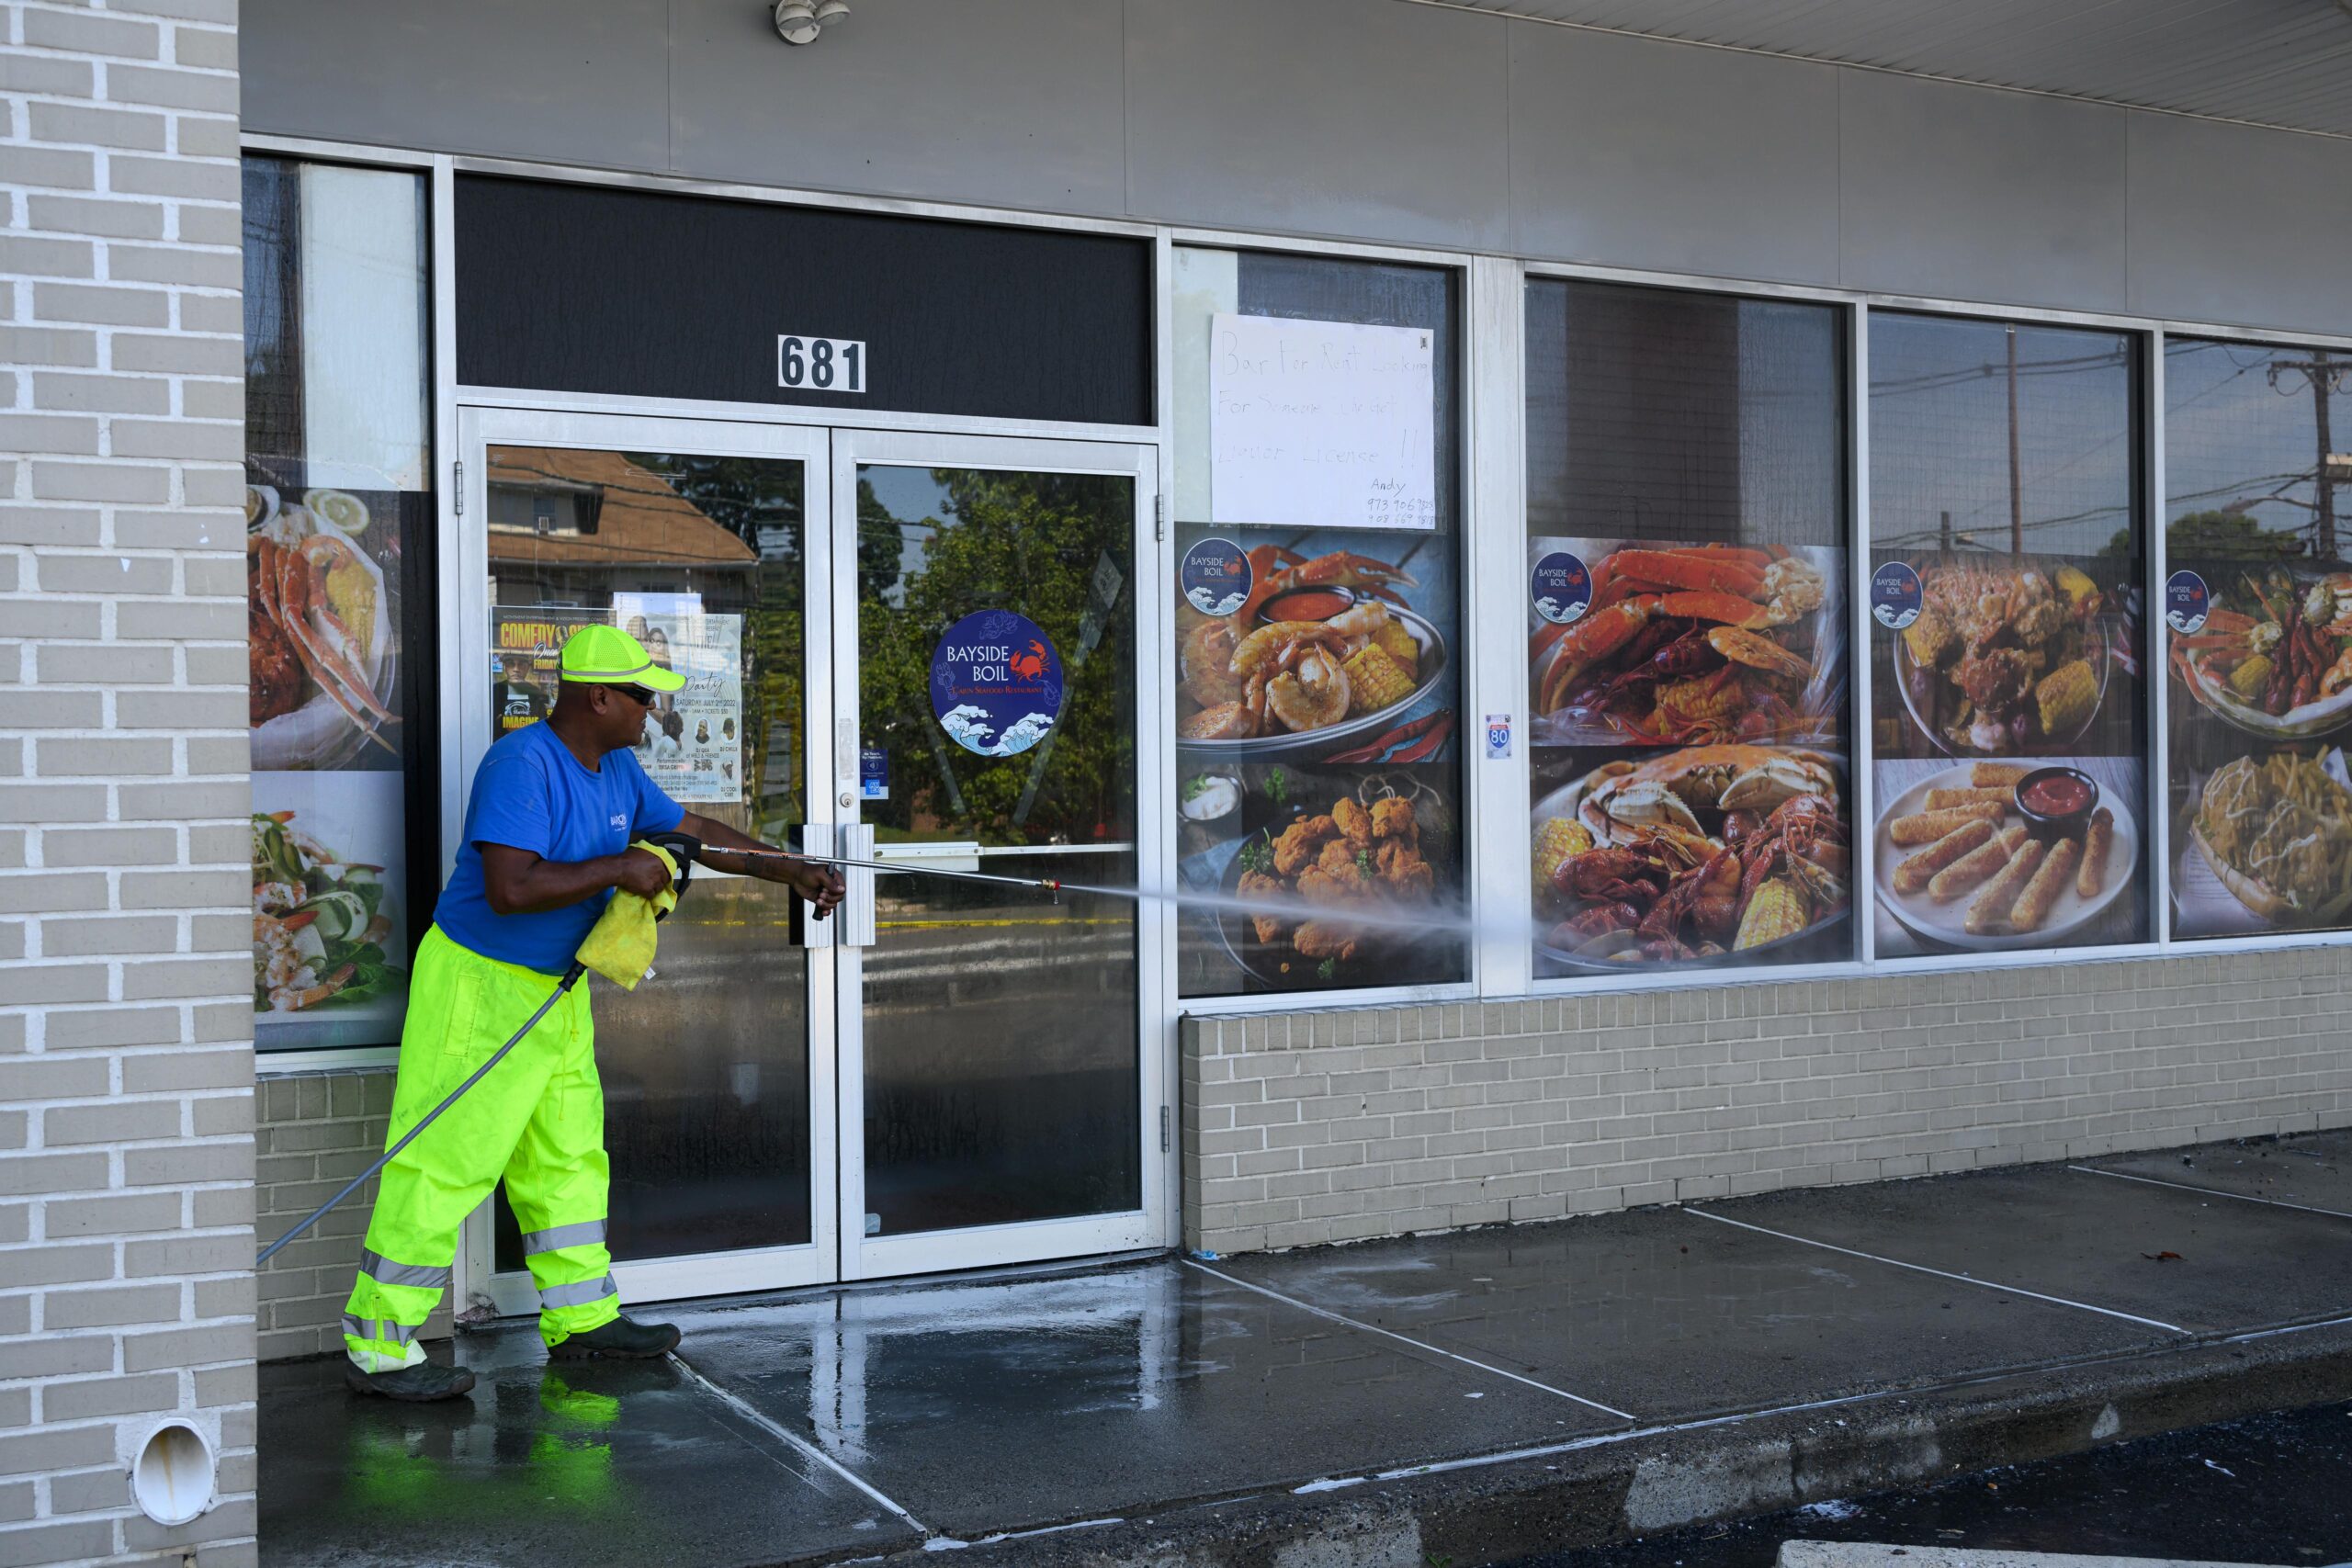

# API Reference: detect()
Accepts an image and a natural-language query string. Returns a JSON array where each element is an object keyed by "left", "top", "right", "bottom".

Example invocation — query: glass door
[
  {"left": 457, "top": 408, "right": 840, "bottom": 1311},
  {"left": 830, "top": 431, "right": 1164, "bottom": 1280}
]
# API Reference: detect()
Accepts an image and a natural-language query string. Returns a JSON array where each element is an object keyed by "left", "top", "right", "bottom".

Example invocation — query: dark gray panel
[
  {"left": 668, "top": 0, "right": 1127, "bottom": 215},
  {"left": 1703, "top": 1165, "right": 2352, "bottom": 1334},
  {"left": 1508, "top": 26, "right": 1839, "bottom": 285},
  {"left": 669, "top": 1262, "right": 1613, "bottom": 1532},
  {"left": 1839, "top": 71, "right": 2128, "bottom": 311},
  {"left": 238, "top": 0, "right": 670, "bottom": 172},
  {"left": 2127, "top": 112, "right": 2352, "bottom": 337},
  {"left": 1125, "top": 0, "right": 1511, "bottom": 251},
  {"left": 1222, "top": 1205, "right": 2161, "bottom": 1418},
  {"left": 258, "top": 1326, "right": 914, "bottom": 1562},
  {"left": 456, "top": 176, "right": 1153, "bottom": 423},
  {"left": 2090, "top": 1133, "right": 2352, "bottom": 1218}
]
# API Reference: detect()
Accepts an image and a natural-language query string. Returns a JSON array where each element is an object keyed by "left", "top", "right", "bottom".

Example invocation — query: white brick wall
[
  {"left": 252, "top": 1069, "right": 460, "bottom": 1364},
  {"left": 0, "top": 2, "right": 255, "bottom": 1563},
  {"left": 1181, "top": 946, "right": 2352, "bottom": 1255}
]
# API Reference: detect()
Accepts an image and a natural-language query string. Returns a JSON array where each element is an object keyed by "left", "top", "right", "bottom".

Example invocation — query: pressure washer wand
[{"left": 655, "top": 834, "right": 1073, "bottom": 897}]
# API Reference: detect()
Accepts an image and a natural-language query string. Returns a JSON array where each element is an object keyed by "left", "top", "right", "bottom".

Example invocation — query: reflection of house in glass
[
  {"left": 485, "top": 446, "right": 805, "bottom": 834},
  {"left": 486, "top": 446, "right": 759, "bottom": 611}
]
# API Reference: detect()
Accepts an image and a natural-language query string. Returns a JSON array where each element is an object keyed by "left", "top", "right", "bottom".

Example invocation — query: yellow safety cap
[{"left": 558, "top": 624, "right": 685, "bottom": 693}]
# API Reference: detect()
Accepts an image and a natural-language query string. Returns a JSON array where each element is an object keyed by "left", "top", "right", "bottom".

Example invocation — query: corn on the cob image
[
  {"left": 2034, "top": 658, "right": 2096, "bottom": 738},
  {"left": 1532, "top": 817, "right": 1592, "bottom": 886},
  {"left": 2054, "top": 565, "right": 2100, "bottom": 611},
  {"left": 1734, "top": 877, "right": 1809, "bottom": 950},
  {"left": 1903, "top": 606, "right": 1958, "bottom": 669},
  {"left": 1372, "top": 620, "right": 1420, "bottom": 676},
  {"left": 2229, "top": 653, "right": 2272, "bottom": 700},
  {"left": 1343, "top": 645, "right": 1416, "bottom": 716}
]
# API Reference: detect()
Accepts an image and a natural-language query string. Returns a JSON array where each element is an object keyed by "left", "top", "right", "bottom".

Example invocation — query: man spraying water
[{"left": 340, "top": 625, "right": 842, "bottom": 1402}]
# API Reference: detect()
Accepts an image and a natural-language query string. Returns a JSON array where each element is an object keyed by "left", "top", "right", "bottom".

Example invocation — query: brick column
[{"left": 0, "top": 2, "right": 256, "bottom": 1563}]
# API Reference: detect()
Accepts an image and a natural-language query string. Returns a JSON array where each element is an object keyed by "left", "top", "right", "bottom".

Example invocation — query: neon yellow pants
[{"left": 343, "top": 926, "right": 621, "bottom": 1372}]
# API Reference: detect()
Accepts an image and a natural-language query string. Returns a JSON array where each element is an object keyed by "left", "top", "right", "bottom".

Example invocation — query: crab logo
[{"left": 931, "top": 611, "right": 1065, "bottom": 757}]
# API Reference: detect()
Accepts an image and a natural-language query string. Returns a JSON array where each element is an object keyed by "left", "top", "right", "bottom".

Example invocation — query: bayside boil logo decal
[
  {"left": 1531, "top": 551, "right": 1591, "bottom": 626},
  {"left": 2165, "top": 570, "right": 2211, "bottom": 636},
  {"left": 931, "top": 611, "right": 1065, "bottom": 757},
  {"left": 1182, "top": 537, "right": 1252, "bottom": 617},
  {"left": 1871, "top": 561, "right": 1924, "bottom": 630}
]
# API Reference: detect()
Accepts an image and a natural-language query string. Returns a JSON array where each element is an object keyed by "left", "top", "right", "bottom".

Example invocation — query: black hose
[{"left": 254, "top": 961, "right": 587, "bottom": 1267}]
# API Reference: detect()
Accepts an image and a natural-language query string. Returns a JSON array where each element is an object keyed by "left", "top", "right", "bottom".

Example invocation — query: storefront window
[
  {"left": 1525, "top": 281, "right": 1851, "bottom": 976},
  {"left": 2163, "top": 339, "right": 2352, "bottom": 941},
  {"left": 1865, "top": 314, "right": 2147, "bottom": 957},
  {"left": 243, "top": 157, "right": 435, "bottom": 1051},
  {"left": 1171, "top": 248, "right": 1465, "bottom": 997}
]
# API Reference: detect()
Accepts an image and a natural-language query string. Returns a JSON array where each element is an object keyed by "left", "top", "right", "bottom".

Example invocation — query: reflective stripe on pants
[{"left": 342, "top": 927, "right": 621, "bottom": 1369}]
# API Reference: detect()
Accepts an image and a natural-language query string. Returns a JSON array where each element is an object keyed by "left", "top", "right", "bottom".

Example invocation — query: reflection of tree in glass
[
  {"left": 624, "top": 454, "right": 806, "bottom": 835},
  {"left": 861, "top": 471, "right": 1133, "bottom": 847},
  {"left": 2152, "top": 509, "right": 2310, "bottom": 565}
]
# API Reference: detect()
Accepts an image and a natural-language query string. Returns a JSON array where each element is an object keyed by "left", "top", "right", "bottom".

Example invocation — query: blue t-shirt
[{"left": 434, "top": 721, "right": 685, "bottom": 975}]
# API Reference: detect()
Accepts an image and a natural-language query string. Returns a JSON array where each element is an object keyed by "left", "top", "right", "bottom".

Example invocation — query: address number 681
[{"left": 776, "top": 333, "right": 866, "bottom": 394}]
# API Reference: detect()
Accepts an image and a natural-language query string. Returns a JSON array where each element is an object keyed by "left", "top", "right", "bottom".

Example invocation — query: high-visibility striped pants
[{"left": 343, "top": 926, "right": 621, "bottom": 1373}]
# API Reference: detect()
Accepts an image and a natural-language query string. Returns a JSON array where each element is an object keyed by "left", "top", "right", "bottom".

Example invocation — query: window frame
[
  {"left": 1165, "top": 239, "right": 1480, "bottom": 1010},
  {"left": 239, "top": 130, "right": 2352, "bottom": 1077},
  {"left": 242, "top": 140, "right": 447, "bottom": 1074},
  {"left": 2154, "top": 328, "right": 2352, "bottom": 956}
]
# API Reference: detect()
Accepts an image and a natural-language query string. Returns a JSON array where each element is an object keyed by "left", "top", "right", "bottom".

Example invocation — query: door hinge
[
  {"left": 1159, "top": 1103, "right": 1170, "bottom": 1153},
  {"left": 452, "top": 459, "right": 465, "bottom": 515},
  {"left": 1153, "top": 491, "right": 1165, "bottom": 544}
]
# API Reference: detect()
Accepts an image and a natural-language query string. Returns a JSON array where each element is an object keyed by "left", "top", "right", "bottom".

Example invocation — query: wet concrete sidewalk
[{"left": 257, "top": 1132, "right": 2352, "bottom": 1566}]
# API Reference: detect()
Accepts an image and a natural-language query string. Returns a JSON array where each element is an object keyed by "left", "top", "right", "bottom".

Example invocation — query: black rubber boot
[
  {"left": 548, "top": 1315, "right": 680, "bottom": 1361},
  {"left": 343, "top": 1359, "right": 477, "bottom": 1402}
]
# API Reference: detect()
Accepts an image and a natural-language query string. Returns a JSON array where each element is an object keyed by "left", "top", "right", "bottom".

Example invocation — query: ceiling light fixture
[
  {"left": 775, "top": 0, "right": 820, "bottom": 44},
  {"left": 814, "top": 0, "right": 851, "bottom": 23}
]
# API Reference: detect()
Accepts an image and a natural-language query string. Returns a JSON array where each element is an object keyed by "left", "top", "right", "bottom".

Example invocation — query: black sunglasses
[{"left": 608, "top": 683, "right": 658, "bottom": 707}]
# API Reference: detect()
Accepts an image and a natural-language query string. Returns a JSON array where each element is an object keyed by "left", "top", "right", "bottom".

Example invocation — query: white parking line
[
  {"left": 1685, "top": 1209, "right": 2191, "bottom": 1336},
  {"left": 1183, "top": 1259, "right": 1640, "bottom": 1422},
  {"left": 669, "top": 1350, "right": 930, "bottom": 1534},
  {"left": 2224, "top": 1309, "right": 2352, "bottom": 1345},
  {"left": 2067, "top": 1163, "right": 2352, "bottom": 1223}
]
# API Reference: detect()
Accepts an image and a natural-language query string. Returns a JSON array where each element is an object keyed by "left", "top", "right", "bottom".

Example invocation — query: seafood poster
[
  {"left": 248, "top": 479, "right": 408, "bottom": 773},
  {"left": 1523, "top": 542, "right": 1852, "bottom": 976},
  {"left": 1173, "top": 525, "right": 1464, "bottom": 996},
  {"left": 249, "top": 473, "right": 418, "bottom": 1047},
  {"left": 252, "top": 771, "right": 409, "bottom": 1048},
  {"left": 1527, "top": 540, "right": 1844, "bottom": 751},
  {"left": 1867, "top": 552, "right": 2149, "bottom": 953},
  {"left": 1532, "top": 744, "right": 1852, "bottom": 976},
  {"left": 2166, "top": 561, "right": 2352, "bottom": 939},
  {"left": 1176, "top": 761, "right": 1464, "bottom": 997},
  {"left": 1871, "top": 756, "right": 2144, "bottom": 957}
]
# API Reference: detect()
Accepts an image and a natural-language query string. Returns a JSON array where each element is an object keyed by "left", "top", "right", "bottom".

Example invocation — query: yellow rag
[{"left": 575, "top": 840, "right": 677, "bottom": 990}]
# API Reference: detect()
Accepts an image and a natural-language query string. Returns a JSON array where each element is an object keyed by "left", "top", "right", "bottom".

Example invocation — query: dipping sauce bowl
[{"left": 2014, "top": 764, "right": 2098, "bottom": 838}]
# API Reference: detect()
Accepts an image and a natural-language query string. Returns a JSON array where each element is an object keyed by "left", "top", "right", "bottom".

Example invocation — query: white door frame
[
  {"left": 453, "top": 405, "right": 842, "bottom": 1314},
  {"left": 828, "top": 428, "right": 1169, "bottom": 1281}
]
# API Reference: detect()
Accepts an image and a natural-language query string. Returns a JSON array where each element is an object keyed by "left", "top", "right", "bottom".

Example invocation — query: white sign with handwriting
[{"left": 1209, "top": 313, "right": 1436, "bottom": 531}]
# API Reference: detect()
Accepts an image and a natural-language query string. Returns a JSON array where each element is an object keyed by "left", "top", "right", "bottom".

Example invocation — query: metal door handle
[
  {"left": 791, "top": 824, "right": 836, "bottom": 950},
  {"left": 842, "top": 823, "right": 877, "bottom": 949}
]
